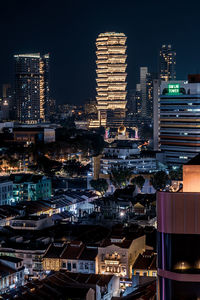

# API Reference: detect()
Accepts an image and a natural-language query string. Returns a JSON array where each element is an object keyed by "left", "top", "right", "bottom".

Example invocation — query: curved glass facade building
[{"left": 157, "top": 158, "right": 200, "bottom": 299}]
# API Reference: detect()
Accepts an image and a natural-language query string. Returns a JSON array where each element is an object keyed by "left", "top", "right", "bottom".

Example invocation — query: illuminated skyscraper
[
  {"left": 14, "top": 53, "right": 50, "bottom": 123},
  {"left": 94, "top": 32, "right": 127, "bottom": 127},
  {"left": 159, "top": 44, "right": 176, "bottom": 81}
]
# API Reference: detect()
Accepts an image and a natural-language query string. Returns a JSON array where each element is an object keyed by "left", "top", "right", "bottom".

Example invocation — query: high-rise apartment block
[
  {"left": 90, "top": 32, "right": 127, "bottom": 128},
  {"left": 155, "top": 76, "right": 200, "bottom": 164},
  {"left": 140, "top": 67, "right": 148, "bottom": 117},
  {"left": 14, "top": 53, "right": 50, "bottom": 123},
  {"left": 139, "top": 68, "right": 157, "bottom": 118},
  {"left": 159, "top": 44, "right": 176, "bottom": 81},
  {"left": 0, "top": 84, "right": 13, "bottom": 120}
]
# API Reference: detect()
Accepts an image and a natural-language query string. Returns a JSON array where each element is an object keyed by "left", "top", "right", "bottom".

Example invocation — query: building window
[
  {"left": 136, "top": 271, "right": 140, "bottom": 275},
  {"left": 62, "top": 262, "right": 66, "bottom": 268},
  {"left": 72, "top": 263, "right": 76, "bottom": 269},
  {"left": 79, "top": 263, "right": 83, "bottom": 270},
  {"left": 67, "top": 262, "right": 71, "bottom": 271},
  {"left": 143, "top": 272, "right": 147, "bottom": 276}
]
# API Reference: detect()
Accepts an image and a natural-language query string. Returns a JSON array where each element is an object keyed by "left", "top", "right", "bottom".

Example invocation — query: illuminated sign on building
[{"left": 168, "top": 83, "right": 180, "bottom": 95}]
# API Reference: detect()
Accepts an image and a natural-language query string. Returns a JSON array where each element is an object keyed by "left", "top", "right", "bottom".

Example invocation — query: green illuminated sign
[{"left": 168, "top": 84, "right": 180, "bottom": 95}]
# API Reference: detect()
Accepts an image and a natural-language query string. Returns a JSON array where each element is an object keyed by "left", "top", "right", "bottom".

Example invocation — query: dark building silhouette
[
  {"left": 159, "top": 45, "right": 176, "bottom": 81},
  {"left": 14, "top": 53, "right": 50, "bottom": 123}
]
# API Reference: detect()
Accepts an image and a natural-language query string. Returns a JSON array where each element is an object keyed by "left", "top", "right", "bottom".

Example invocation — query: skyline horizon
[{"left": 1, "top": 0, "right": 200, "bottom": 105}]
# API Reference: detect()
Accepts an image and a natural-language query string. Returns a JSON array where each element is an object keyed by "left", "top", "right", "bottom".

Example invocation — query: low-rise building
[
  {"left": 98, "top": 234, "right": 145, "bottom": 278},
  {"left": 9, "top": 215, "right": 54, "bottom": 230},
  {"left": 0, "top": 242, "right": 48, "bottom": 278},
  {"left": 64, "top": 190, "right": 98, "bottom": 217},
  {"left": 0, "top": 178, "right": 13, "bottom": 205},
  {"left": 43, "top": 241, "right": 98, "bottom": 274},
  {"left": 2, "top": 270, "right": 120, "bottom": 300},
  {"left": 0, "top": 256, "right": 25, "bottom": 294},
  {"left": 0, "top": 205, "right": 21, "bottom": 226},
  {"left": 10, "top": 174, "right": 52, "bottom": 202},
  {"left": 13, "top": 127, "right": 55, "bottom": 144},
  {"left": 93, "top": 141, "right": 166, "bottom": 179},
  {"left": 132, "top": 250, "right": 157, "bottom": 277}
]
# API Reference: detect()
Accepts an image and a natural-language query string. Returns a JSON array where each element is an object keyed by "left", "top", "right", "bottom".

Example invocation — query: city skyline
[{"left": 1, "top": 0, "right": 200, "bottom": 105}]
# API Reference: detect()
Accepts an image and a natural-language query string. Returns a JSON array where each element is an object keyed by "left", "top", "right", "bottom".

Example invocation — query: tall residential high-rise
[
  {"left": 2, "top": 84, "right": 12, "bottom": 99},
  {"left": 14, "top": 53, "right": 50, "bottom": 123},
  {"left": 157, "top": 156, "right": 200, "bottom": 299},
  {"left": 156, "top": 76, "right": 200, "bottom": 165},
  {"left": 159, "top": 44, "right": 176, "bottom": 81},
  {"left": 140, "top": 67, "right": 148, "bottom": 117},
  {"left": 0, "top": 83, "right": 13, "bottom": 120},
  {"left": 140, "top": 68, "right": 157, "bottom": 118},
  {"left": 91, "top": 32, "right": 127, "bottom": 128}
]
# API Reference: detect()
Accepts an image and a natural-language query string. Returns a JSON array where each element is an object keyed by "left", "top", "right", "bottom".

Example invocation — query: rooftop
[
  {"left": 6, "top": 270, "right": 115, "bottom": 299},
  {"left": 185, "top": 153, "right": 200, "bottom": 165},
  {"left": 0, "top": 255, "right": 23, "bottom": 263},
  {"left": 43, "top": 243, "right": 66, "bottom": 259},
  {"left": 10, "top": 173, "right": 48, "bottom": 184},
  {"left": 133, "top": 250, "right": 157, "bottom": 271}
]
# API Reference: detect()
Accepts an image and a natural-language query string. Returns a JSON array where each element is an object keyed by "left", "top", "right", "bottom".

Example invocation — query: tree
[
  {"left": 150, "top": 171, "right": 169, "bottom": 191},
  {"left": 169, "top": 166, "right": 183, "bottom": 181},
  {"left": 111, "top": 167, "right": 132, "bottom": 189},
  {"left": 35, "top": 155, "right": 62, "bottom": 175},
  {"left": 131, "top": 175, "right": 145, "bottom": 191},
  {"left": 64, "top": 159, "right": 89, "bottom": 177},
  {"left": 90, "top": 179, "right": 108, "bottom": 196}
]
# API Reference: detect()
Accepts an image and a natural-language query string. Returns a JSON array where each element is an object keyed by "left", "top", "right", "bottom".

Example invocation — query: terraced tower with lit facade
[{"left": 95, "top": 32, "right": 127, "bottom": 127}]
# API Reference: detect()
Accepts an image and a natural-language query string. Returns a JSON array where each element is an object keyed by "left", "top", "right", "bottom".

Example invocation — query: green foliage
[
  {"left": 131, "top": 175, "right": 145, "bottom": 190},
  {"left": 111, "top": 167, "right": 132, "bottom": 189},
  {"left": 64, "top": 159, "right": 89, "bottom": 177},
  {"left": 169, "top": 166, "right": 183, "bottom": 181},
  {"left": 139, "top": 124, "right": 153, "bottom": 140},
  {"left": 90, "top": 178, "right": 108, "bottom": 196},
  {"left": 150, "top": 171, "right": 169, "bottom": 191},
  {"left": 34, "top": 155, "right": 62, "bottom": 175},
  {"left": 55, "top": 128, "right": 105, "bottom": 156}
]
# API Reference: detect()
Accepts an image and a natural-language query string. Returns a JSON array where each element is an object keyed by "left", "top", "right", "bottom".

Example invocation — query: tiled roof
[
  {"left": 61, "top": 242, "right": 84, "bottom": 259},
  {"left": 43, "top": 243, "right": 66, "bottom": 259},
  {"left": 0, "top": 255, "right": 23, "bottom": 263},
  {"left": 133, "top": 250, "right": 157, "bottom": 271},
  {"left": 9, "top": 270, "right": 115, "bottom": 299},
  {"left": 0, "top": 263, "right": 16, "bottom": 278},
  {"left": 79, "top": 247, "right": 98, "bottom": 261},
  {"left": 100, "top": 238, "right": 133, "bottom": 249}
]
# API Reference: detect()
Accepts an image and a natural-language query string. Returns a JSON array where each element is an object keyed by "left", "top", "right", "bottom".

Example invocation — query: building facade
[
  {"left": 98, "top": 235, "right": 145, "bottom": 278},
  {"left": 157, "top": 156, "right": 200, "bottom": 299},
  {"left": 10, "top": 174, "right": 51, "bottom": 202},
  {"left": 43, "top": 242, "right": 98, "bottom": 275},
  {"left": 159, "top": 44, "right": 176, "bottom": 81},
  {"left": 0, "top": 178, "right": 13, "bottom": 206},
  {"left": 14, "top": 53, "right": 50, "bottom": 123},
  {"left": 158, "top": 78, "right": 200, "bottom": 165},
  {"left": 0, "top": 256, "right": 25, "bottom": 294},
  {"left": 90, "top": 32, "right": 127, "bottom": 128}
]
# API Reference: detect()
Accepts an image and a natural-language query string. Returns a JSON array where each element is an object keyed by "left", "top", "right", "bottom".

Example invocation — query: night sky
[{"left": 1, "top": 0, "right": 200, "bottom": 104}]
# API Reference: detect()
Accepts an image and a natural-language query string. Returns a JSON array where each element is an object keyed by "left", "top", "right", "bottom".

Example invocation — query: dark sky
[{"left": 1, "top": 0, "right": 200, "bottom": 104}]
